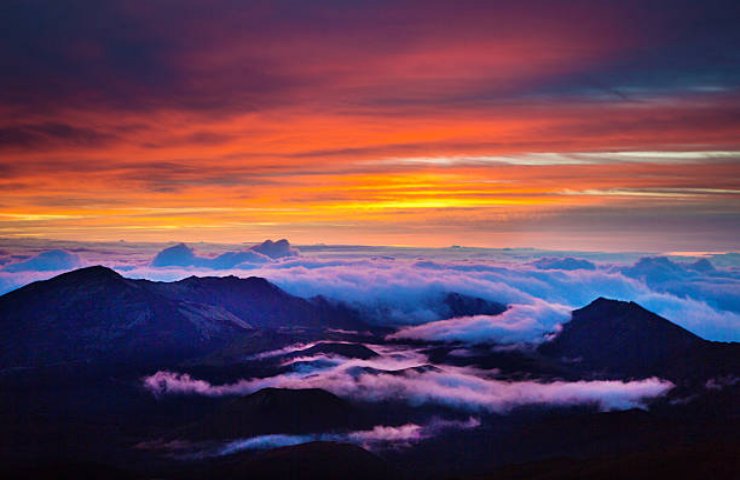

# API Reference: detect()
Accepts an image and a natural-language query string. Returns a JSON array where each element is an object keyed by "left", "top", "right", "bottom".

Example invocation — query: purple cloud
[
  {"left": 388, "top": 303, "right": 571, "bottom": 344},
  {"left": 146, "top": 416, "right": 482, "bottom": 459},
  {"left": 150, "top": 239, "right": 297, "bottom": 269},
  {"left": 143, "top": 343, "right": 674, "bottom": 413}
]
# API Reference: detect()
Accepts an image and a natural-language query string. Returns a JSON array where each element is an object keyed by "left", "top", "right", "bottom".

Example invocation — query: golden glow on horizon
[
  {"left": 0, "top": 59, "right": 740, "bottom": 248},
  {"left": 1, "top": 149, "right": 738, "bottom": 249},
  {"left": 1, "top": 12, "right": 738, "bottom": 251}
]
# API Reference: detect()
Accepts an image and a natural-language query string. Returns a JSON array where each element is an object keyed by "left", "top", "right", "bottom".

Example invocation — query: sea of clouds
[{"left": 0, "top": 238, "right": 738, "bottom": 342}]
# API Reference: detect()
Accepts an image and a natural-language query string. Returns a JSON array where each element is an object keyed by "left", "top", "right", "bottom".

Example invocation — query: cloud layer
[
  {"left": 215, "top": 417, "right": 481, "bottom": 456},
  {"left": 0, "top": 240, "right": 738, "bottom": 342},
  {"left": 389, "top": 304, "right": 571, "bottom": 344},
  {"left": 143, "top": 343, "right": 674, "bottom": 413},
  {"left": 142, "top": 416, "right": 483, "bottom": 459}
]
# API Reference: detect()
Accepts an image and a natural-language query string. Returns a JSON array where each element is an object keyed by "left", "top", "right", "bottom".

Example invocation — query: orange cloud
[{"left": 1, "top": 1, "right": 738, "bottom": 249}]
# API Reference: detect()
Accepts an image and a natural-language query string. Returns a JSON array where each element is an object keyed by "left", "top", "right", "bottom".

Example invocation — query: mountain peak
[
  {"left": 582, "top": 296, "right": 640, "bottom": 311},
  {"left": 540, "top": 298, "right": 705, "bottom": 377},
  {"left": 689, "top": 258, "right": 716, "bottom": 273},
  {"left": 442, "top": 292, "right": 507, "bottom": 318},
  {"left": 151, "top": 243, "right": 197, "bottom": 267},
  {"left": 225, "top": 441, "right": 396, "bottom": 480},
  {"left": 175, "top": 274, "right": 279, "bottom": 294},
  {"left": 575, "top": 297, "right": 700, "bottom": 339},
  {"left": 54, "top": 265, "right": 123, "bottom": 282}
]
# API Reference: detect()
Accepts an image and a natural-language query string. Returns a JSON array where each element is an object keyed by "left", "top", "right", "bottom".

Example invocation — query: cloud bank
[
  {"left": 3, "top": 249, "right": 82, "bottom": 272},
  {"left": 236, "top": 256, "right": 740, "bottom": 341},
  {"left": 150, "top": 239, "right": 298, "bottom": 269},
  {"left": 0, "top": 239, "right": 737, "bottom": 342},
  {"left": 143, "top": 344, "right": 674, "bottom": 413},
  {"left": 388, "top": 303, "right": 571, "bottom": 344},
  {"left": 144, "top": 369, "right": 672, "bottom": 413}
]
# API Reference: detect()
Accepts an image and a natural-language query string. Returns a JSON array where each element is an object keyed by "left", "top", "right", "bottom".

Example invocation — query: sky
[{"left": 1, "top": 0, "right": 739, "bottom": 250}]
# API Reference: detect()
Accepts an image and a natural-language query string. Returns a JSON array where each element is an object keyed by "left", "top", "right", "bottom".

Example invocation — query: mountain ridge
[
  {"left": 0, "top": 266, "right": 366, "bottom": 368},
  {"left": 539, "top": 297, "right": 738, "bottom": 381},
  {"left": 183, "top": 387, "right": 357, "bottom": 440}
]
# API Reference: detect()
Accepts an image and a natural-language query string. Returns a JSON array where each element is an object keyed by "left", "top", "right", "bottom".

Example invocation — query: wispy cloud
[
  {"left": 388, "top": 303, "right": 571, "bottom": 344},
  {"left": 216, "top": 417, "right": 481, "bottom": 456},
  {"left": 144, "top": 416, "right": 482, "bottom": 458},
  {"left": 143, "top": 343, "right": 674, "bottom": 413}
]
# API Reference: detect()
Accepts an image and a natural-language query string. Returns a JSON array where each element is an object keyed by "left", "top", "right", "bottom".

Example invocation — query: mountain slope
[
  {"left": 0, "top": 267, "right": 366, "bottom": 368},
  {"left": 0, "top": 266, "right": 243, "bottom": 368},
  {"left": 216, "top": 441, "right": 400, "bottom": 480},
  {"left": 184, "top": 388, "right": 356, "bottom": 439},
  {"left": 149, "top": 275, "right": 361, "bottom": 330},
  {"left": 442, "top": 292, "right": 507, "bottom": 318},
  {"left": 539, "top": 297, "right": 739, "bottom": 380}
]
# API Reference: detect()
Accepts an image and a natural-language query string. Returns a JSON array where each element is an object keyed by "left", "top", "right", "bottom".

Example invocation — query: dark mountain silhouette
[
  {"left": 688, "top": 258, "right": 716, "bottom": 273},
  {"left": 149, "top": 275, "right": 362, "bottom": 330},
  {"left": 2, "top": 277, "right": 737, "bottom": 479},
  {"left": 0, "top": 266, "right": 366, "bottom": 368},
  {"left": 475, "top": 443, "right": 738, "bottom": 480},
  {"left": 0, "top": 461, "right": 137, "bottom": 480},
  {"left": 184, "top": 388, "right": 356, "bottom": 439},
  {"left": 150, "top": 242, "right": 200, "bottom": 267},
  {"left": 215, "top": 441, "right": 400, "bottom": 480},
  {"left": 250, "top": 238, "right": 298, "bottom": 259},
  {"left": 442, "top": 292, "right": 507, "bottom": 318},
  {"left": 0, "top": 266, "right": 241, "bottom": 368},
  {"left": 539, "top": 297, "right": 739, "bottom": 380},
  {"left": 425, "top": 345, "right": 569, "bottom": 378},
  {"left": 283, "top": 342, "right": 380, "bottom": 360}
]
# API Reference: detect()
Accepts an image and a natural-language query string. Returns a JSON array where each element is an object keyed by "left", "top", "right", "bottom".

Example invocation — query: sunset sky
[{"left": 1, "top": 0, "right": 739, "bottom": 250}]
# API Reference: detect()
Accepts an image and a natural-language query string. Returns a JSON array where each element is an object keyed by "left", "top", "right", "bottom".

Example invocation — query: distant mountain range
[
  {"left": 150, "top": 239, "right": 299, "bottom": 269},
  {"left": 0, "top": 267, "right": 516, "bottom": 370},
  {"left": 2, "top": 267, "right": 737, "bottom": 382},
  {"left": 0, "top": 266, "right": 365, "bottom": 368}
]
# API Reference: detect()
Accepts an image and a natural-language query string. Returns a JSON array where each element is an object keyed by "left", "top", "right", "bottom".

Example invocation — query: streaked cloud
[
  {"left": 371, "top": 151, "right": 740, "bottom": 167},
  {"left": 143, "top": 345, "right": 674, "bottom": 412},
  {"left": 0, "top": 1, "right": 737, "bottom": 249}
]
